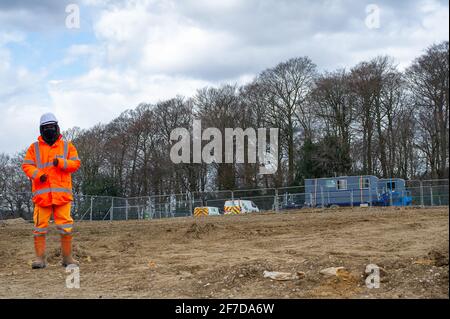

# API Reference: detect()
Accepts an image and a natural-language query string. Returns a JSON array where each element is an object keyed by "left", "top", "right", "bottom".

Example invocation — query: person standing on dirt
[{"left": 22, "top": 113, "right": 81, "bottom": 269}]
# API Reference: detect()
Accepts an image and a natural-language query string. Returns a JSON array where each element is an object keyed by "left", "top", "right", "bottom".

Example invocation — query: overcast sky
[{"left": 0, "top": 0, "right": 448, "bottom": 155}]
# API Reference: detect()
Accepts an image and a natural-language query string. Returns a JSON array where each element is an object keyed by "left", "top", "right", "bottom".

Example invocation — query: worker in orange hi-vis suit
[{"left": 22, "top": 113, "right": 81, "bottom": 269}]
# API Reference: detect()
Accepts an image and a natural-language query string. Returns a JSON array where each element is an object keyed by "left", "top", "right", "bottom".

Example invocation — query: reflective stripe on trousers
[
  {"left": 57, "top": 224, "right": 73, "bottom": 235},
  {"left": 33, "top": 226, "right": 48, "bottom": 232},
  {"left": 58, "top": 229, "right": 73, "bottom": 235},
  {"left": 56, "top": 224, "right": 73, "bottom": 229}
]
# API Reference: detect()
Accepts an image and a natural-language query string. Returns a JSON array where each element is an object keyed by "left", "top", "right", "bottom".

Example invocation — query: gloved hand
[
  {"left": 40, "top": 174, "right": 48, "bottom": 183},
  {"left": 53, "top": 158, "right": 59, "bottom": 167}
]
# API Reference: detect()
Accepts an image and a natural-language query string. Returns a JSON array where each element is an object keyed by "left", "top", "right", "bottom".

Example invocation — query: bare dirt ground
[{"left": 0, "top": 207, "right": 448, "bottom": 299}]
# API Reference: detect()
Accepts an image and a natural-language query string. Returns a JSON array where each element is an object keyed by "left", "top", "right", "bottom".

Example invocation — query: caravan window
[
  {"left": 337, "top": 179, "right": 347, "bottom": 190},
  {"left": 360, "top": 178, "right": 370, "bottom": 189},
  {"left": 325, "top": 180, "right": 336, "bottom": 188},
  {"left": 387, "top": 181, "right": 396, "bottom": 191}
]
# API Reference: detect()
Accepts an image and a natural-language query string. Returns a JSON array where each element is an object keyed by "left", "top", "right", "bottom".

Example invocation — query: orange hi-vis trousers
[{"left": 33, "top": 202, "right": 73, "bottom": 236}]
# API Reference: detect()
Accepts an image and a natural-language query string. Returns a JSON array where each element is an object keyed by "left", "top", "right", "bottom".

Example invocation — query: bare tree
[
  {"left": 407, "top": 41, "right": 449, "bottom": 178},
  {"left": 194, "top": 85, "right": 241, "bottom": 190},
  {"left": 312, "top": 69, "right": 355, "bottom": 175},
  {"left": 257, "top": 57, "right": 317, "bottom": 185}
]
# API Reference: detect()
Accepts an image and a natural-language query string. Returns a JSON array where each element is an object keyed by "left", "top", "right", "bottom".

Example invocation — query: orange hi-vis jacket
[{"left": 22, "top": 135, "right": 81, "bottom": 207}]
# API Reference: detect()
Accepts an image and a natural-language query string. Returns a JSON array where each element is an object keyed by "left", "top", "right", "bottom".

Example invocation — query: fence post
[
  {"left": 420, "top": 181, "right": 424, "bottom": 207},
  {"left": 369, "top": 179, "right": 372, "bottom": 208},
  {"left": 430, "top": 187, "right": 434, "bottom": 206},
  {"left": 125, "top": 198, "right": 129, "bottom": 221},
  {"left": 390, "top": 189, "right": 393, "bottom": 207},
  {"left": 110, "top": 197, "right": 114, "bottom": 221},
  {"left": 90, "top": 196, "right": 93, "bottom": 221},
  {"left": 189, "top": 192, "right": 193, "bottom": 216},
  {"left": 320, "top": 187, "right": 324, "bottom": 207},
  {"left": 350, "top": 190, "right": 353, "bottom": 208},
  {"left": 275, "top": 188, "right": 279, "bottom": 213},
  {"left": 150, "top": 198, "right": 153, "bottom": 219},
  {"left": 231, "top": 190, "right": 234, "bottom": 203}
]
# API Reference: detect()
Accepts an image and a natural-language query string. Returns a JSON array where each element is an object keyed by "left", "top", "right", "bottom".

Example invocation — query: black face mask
[{"left": 40, "top": 124, "right": 60, "bottom": 146}]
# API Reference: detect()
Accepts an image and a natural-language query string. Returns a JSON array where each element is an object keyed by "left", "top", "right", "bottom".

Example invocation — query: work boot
[
  {"left": 32, "top": 235, "right": 47, "bottom": 269},
  {"left": 60, "top": 234, "right": 79, "bottom": 267}
]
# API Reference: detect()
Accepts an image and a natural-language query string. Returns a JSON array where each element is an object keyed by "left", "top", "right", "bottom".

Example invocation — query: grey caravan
[{"left": 304, "top": 175, "right": 379, "bottom": 207}]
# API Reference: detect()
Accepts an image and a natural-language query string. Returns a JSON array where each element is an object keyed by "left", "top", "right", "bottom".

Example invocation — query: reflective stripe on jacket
[{"left": 22, "top": 135, "right": 81, "bottom": 207}]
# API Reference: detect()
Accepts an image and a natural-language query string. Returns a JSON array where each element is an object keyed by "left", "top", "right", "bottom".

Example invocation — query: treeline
[{"left": 1, "top": 41, "right": 448, "bottom": 206}]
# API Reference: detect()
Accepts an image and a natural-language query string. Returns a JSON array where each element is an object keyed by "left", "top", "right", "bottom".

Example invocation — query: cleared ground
[{"left": 0, "top": 207, "right": 448, "bottom": 298}]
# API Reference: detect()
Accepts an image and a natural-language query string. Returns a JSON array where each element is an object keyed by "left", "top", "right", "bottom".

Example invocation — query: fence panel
[
  {"left": 147, "top": 193, "right": 194, "bottom": 219},
  {"left": 240, "top": 195, "right": 276, "bottom": 211},
  {"left": 0, "top": 179, "right": 448, "bottom": 222}
]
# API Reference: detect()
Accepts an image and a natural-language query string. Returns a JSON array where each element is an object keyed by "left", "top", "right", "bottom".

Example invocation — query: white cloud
[
  {"left": 0, "top": 31, "right": 25, "bottom": 46},
  {"left": 0, "top": 32, "right": 50, "bottom": 154},
  {"left": 47, "top": 68, "right": 212, "bottom": 130},
  {"left": 34, "top": 1, "right": 254, "bottom": 140},
  {"left": 91, "top": 1, "right": 243, "bottom": 77}
]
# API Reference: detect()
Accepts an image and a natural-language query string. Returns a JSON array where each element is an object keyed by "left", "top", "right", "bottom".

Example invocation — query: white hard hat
[{"left": 40, "top": 113, "right": 58, "bottom": 126}]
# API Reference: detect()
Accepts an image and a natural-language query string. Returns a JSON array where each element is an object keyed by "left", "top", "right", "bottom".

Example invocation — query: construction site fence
[{"left": 0, "top": 179, "right": 448, "bottom": 222}]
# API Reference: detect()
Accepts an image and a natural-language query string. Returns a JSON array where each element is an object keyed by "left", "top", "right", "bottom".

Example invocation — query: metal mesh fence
[
  {"left": 406, "top": 180, "right": 449, "bottom": 206},
  {"left": 0, "top": 179, "right": 447, "bottom": 222}
]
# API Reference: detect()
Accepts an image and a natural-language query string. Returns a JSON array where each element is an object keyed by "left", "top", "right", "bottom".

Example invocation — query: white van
[{"left": 224, "top": 200, "right": 260, "bottom": 214}]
